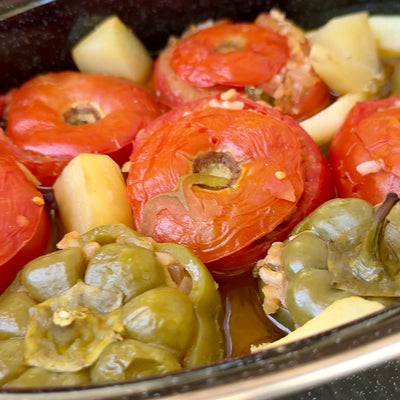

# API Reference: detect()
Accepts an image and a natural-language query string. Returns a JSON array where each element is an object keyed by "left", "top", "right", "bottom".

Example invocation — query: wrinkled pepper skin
[
  {"left": 281, "top": 195, "right": 400, "bottom": 327},
  {"left": 0, "top": 224, "right": 224, "bottom": 388}
]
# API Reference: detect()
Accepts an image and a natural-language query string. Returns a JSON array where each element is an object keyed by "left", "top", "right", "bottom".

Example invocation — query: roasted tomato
[
  {"left": 328, "top": 96, "right": 400, "bottom": 206},
  {"left": 0, "top": 141, "right": 50, "bottom": 293},
  {"left": 127, "top": 92, "right": 334, "bottom": 276},
  {"left": 0, "top": 71, "right": 162, "bottom": 186},
  {"left": 153, "top": 10, "right": 331, "bottom": 121}
]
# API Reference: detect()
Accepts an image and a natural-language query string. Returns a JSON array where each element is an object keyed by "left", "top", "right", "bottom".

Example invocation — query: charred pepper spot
[
  {"left": 192, "top": 151, "right": 242, "bottom": 189},
  {"left": 62, "top": 103, "right": 103, "bottom": 126}
]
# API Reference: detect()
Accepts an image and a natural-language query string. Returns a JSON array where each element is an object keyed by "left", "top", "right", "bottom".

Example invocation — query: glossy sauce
[{"left": 217, "top": 271, "right": 286, "bottom": 358}]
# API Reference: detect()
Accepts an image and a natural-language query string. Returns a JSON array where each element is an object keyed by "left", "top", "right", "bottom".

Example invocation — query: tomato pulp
[{"left": 127, "top": 93, "right": 334, "bottom": 275}]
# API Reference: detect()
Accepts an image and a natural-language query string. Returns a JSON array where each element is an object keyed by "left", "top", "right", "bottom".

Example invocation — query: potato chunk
[
  {"left": 251, "top": 296, "right": 384, "bottom": 352},
  {"left": 300, "top": 92, "right": 366, "bottom": 146},
  {"left": 72, "top": 15, "right": 153, "bottom": 84},
  {"left": 308, "top": 12, "right": 383, "bottom": 95},
  {"left": 369, "top": 15, "right": 400, "bottom": 57},
  {"left": 53, "top": 153, "right": 134, "bottom": 234}
]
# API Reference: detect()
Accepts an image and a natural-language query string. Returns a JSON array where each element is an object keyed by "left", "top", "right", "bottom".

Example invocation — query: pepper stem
[{"left": 357, "top": 192, "right": 399, "bottom": 281}]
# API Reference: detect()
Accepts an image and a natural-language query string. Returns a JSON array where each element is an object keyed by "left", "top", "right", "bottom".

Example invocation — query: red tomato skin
[
  {"left": 153, "top": 12, "right": 331, "bottom": 121},
  {"left": 0, "top": 143, "right": 50, "bottom": 293},
  {"left": 328, "top": 97, "right": 400, "bottom": 206},
  {"left": 127, "top": 94, "right": 334, "bottom": 275},
  {"left": 153, "top": 43, "right": 224, "bottom": 110},
  {"left": 209, "top": 120, "right": 335, "bottom": 277},
  {"left": 0, "top": 205, "right": 50, "bottom": 293},
  {"left": 170, "top": 22, "right": 289, "bottom": 87},
  {"left": 2, "top": 71, "right": 162, "bottom": 186}
]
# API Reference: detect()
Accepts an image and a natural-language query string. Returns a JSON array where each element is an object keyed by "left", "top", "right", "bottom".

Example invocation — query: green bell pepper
[
  {"left": 269, "top": 194, "right": 400, "bottom": 327},
  {"left": 90, "top": 339, "right": 181, "bottom": 383},
  {"left": 0, "top": 224, "right": 224, "bottom": 387}
]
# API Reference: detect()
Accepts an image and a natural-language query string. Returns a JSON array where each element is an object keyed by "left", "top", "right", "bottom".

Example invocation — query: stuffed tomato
[
  {"left": 0, "top": 142, "right": 50, "bottom": 293},
  {"left": 0, "top": 71, "right": 162, "bottom": 186},
  {"left": 328, "top": 96, "right": 400, "bottom": 206},
  {"left": 127, "top": 91, "right": 334, "bottom": 276},
  {"left": 153, "top": 10, "right": 331, "bottom": 121}
]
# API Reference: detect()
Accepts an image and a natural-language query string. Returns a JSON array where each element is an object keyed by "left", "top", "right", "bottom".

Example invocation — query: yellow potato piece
[
  {"left": 308, "top": 12, "right": 382, "bottom": 95},
  {"left": 251, "top": 296, "right": 384, "bottom": 352},
  {"left": 300, "top": 92, "right": 366, "bottom": 146},
  {"left": 72, "top": 15, "right": 153, "bottom": 84},
  {"left": 53, "top": 153, "right": 134, "bottom": 234},
  {"left": 369, "top": 15, "right": 400, "bottom": 57}
]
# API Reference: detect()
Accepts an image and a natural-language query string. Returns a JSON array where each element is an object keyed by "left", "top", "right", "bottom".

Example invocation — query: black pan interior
[{"left": 1, "top": 0, "right": 400, "bottom": 93}]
